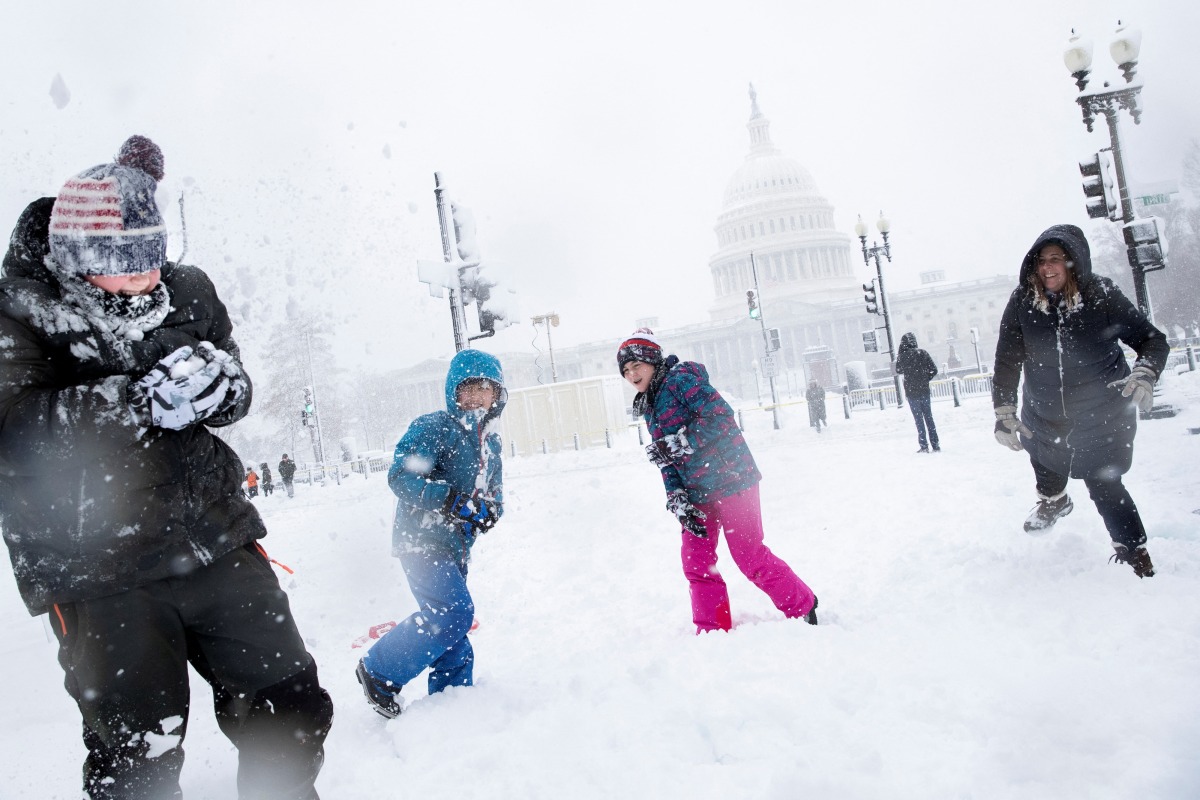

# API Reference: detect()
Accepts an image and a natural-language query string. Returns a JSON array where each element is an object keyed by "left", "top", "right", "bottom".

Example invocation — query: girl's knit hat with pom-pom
[{"left": 616, "top": 327, "right": 664, "bottom": 375}]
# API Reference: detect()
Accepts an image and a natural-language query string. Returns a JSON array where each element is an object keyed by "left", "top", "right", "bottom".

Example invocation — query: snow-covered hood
[
  {"left": 1019, "top": 224, "right": 1093, "bottom": 286},
  {"left": 443, "top": 348, "right": 507, "bottom": 422}
]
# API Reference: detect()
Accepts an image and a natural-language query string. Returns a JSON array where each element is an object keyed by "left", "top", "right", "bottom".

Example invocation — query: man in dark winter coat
[
  {"left": 894, "top": 332, "right": 940, "bottom": 452},
  {"left": 0, "top": 156, "right": 332, "bottom": 798},
  {"left": 279, "top": 453, "right": 297, "bottom": 498},
  {"left": 992, "top": 223, "right": 1168, "bottom": 577}
]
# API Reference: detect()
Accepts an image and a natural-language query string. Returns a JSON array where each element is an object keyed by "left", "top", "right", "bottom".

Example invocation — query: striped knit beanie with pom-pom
[{"left": 616, "top": 327, "right": 664, "bottom": 375}]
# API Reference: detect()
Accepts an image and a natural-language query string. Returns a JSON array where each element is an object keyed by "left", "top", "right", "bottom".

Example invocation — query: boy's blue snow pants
[{"left": 363, "top": 546, "right": 475, "bottom": 695}]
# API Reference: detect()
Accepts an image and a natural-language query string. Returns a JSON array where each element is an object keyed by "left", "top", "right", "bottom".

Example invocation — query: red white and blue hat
[
  {"left": 616, "top": 327, "right": 664, "bottom": 374},
  {"left": 49, "top": 163, "right": 166, "bottom": 277}
]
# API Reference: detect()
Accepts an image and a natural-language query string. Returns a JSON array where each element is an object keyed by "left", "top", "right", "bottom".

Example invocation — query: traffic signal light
[
  {"left": 1079, "top": 151, "right": 1121, "bottom": 221},
  {"left": 1123, "top": 217, "right": 1166, "bottom": 271},
  {"left": 766, "top": 327, "right": 781, "bottom": 352},
  {"left": 450, "top": 203, "right": 480, "bottom": 263},
  {"left": 863, "top": 281, "right": 879, "bottom": 315},
  {"left": 746, "top": 289, "right": 761, "bottom": 319},
  {"left": 301, "top": 386, "right": 315, "bottom": 426}
]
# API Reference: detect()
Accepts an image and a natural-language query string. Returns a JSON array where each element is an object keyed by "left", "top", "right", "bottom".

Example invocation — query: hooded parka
[
  {"left": 992, "top": 224, "right": 1168, "bottom": 479},
  {"left": 0, "top": 198, "right": 260, "bottom": 615},
  {"left": 388, "top": 349, "right": 505, "bottom": 563}
]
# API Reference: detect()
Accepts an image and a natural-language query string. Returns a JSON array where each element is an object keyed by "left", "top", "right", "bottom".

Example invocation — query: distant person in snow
[
  {"left": 992, "top": 224, "right": 1168, "bottom": 578},
  {"left": 356, "top": 349, "right": 506, "bottom": 719},
  {"left": 0, "top": 150, "right": 332, "bottom": 798},
  {"left": 261, "top": 462, "right": 274, "bottom": 496},
  {"left": 894, "top": 332, "right": 941, "bottom": 452},
  {"left": 279, "top": 453, "right": 297, "bottom": 498},
  {"left": 618, "top": 328, "right": 818, "bottom": 633},
  {"left": 246, "top": 466, "right": 260, "bottom": 498},
  {"left": 806, "top": 379, "right": 827, "bottom": 432}
]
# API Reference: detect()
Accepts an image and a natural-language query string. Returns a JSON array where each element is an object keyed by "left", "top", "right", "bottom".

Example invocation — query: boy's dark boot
[
  {"left": 1023, "top": 492, "right": 1073, "bottom": 532},
  {"left": 356, "top": 660, "right": 402, "bottom": 719},
  {"left": 1110, "top": 543, "right": 1156, "bottom": 578}
]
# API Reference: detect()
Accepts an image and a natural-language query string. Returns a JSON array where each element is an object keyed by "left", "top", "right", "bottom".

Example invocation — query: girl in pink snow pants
[{"left": 617, "top": 328, "right": 818, "bottom": 633}]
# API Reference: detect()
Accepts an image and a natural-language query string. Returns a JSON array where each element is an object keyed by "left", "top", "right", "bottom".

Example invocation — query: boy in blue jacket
[{"left": 356, "top": 349, "right": 506, "bottom": 718}]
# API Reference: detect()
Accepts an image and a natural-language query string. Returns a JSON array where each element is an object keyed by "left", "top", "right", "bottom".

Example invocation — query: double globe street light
[
  {"left": 855, "top": 212, "right": 903, "bottom": 408},
  {"left": 1064, "top": 21, "right": 1165, "bottom": 319}
]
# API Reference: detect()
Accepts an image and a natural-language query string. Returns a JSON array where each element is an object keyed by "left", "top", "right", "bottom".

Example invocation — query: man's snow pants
[{"left": 50, "top": 544, "right": 333, "bottom": 799}]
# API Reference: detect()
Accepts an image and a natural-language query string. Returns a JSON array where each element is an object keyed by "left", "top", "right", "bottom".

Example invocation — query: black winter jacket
[
  {"left": 895, "top": 333, "right": 938, "bottom": 398},
  {"left": 992, "top": 224, "right": 1168, "bottom": 479},
  {"left": 0, "top": 199, "right": 263, "bottom": 615}
]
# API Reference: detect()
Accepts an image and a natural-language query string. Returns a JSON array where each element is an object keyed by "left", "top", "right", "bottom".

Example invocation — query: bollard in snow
[
  {"left": 511, "top": 440, "right": 517, "bottom": 457},
  {"left": 737, "top": 409, "right": 745, "bottom": 430},
  {"left": 878, "top": 390, "right": 885, "bottom": 411},
  {"left": 573, "top": 433, "right": 581, "bottom": 451},
  {"left": 636, "top": 424, "right": 644, "bottom": 445},
  {"left": 1188, "top": 345, "right": 1196, "bottom": 372},
  {"left": 541, "top": 439, "right": 549, "bottom": 455},
  {"left": 605, "top": 428, "right": 612, "bottom": 449},
  {"left": 952, "top": 377, "right": 962, "bottom": 407},
  {"left": 843, "top": 393, "right": 852, "bottom": 420}
]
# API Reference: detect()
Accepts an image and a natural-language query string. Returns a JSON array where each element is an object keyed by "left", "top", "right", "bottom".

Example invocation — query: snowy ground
[{"left": 3, "top": 370, "right": 1200, "bottom": 799}]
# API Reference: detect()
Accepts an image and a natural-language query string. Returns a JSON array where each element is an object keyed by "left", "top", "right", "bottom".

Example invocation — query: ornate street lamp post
[
  {"left": 1065, "top": 22, "right": 1162, "bottom": 319},
  {"left": 855, "top": 213, "right": 903, "bottom": 408}
]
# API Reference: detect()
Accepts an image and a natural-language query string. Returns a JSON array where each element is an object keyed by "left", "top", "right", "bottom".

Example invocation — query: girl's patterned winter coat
[
  {"left": 642, "top": 356, "right": 761, "bottom": 504},
  {"left": 388, "top": 349, "right": 505, "bottom": 564}
]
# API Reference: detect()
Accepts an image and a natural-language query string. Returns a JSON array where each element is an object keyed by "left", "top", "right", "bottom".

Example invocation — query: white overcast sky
[{"left": 2, "top": 0, "right": 1198, "bottom": 370}]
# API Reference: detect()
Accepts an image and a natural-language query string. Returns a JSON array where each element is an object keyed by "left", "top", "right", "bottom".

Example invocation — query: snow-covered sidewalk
[{"left": 3, "top": 371, "right": 1199, "bottom": 799}]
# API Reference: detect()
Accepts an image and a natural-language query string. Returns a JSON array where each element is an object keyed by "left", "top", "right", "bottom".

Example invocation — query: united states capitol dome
[{"left": 708, "top": 85, "right": 857, "bottom": 321}]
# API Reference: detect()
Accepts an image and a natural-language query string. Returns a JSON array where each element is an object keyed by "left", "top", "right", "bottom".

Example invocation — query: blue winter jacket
[
  {"left": 642, "top": 356, "right": 761, "bottom": 504},
  {"left": 388, "top": 349, "right": 506, "bottom": 563}
]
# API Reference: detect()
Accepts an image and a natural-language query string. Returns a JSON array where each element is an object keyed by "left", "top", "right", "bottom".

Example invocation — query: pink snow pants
[{"left": 682, "top": 484, "right": 815, "bottom": 633}]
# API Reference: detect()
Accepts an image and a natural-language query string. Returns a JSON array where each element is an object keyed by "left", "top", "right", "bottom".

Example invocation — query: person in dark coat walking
[
  {"left": 895, "top": 332, "right": 941, "bottom": 452},
  {"left": 992, "top": 223, "right": 1168, "bottom": 577},
  {"left": 806, "top": 379, "right": 827, "bottom": 432},
  {"left": 279, "top": 453, "right": 297, "bottom": 498},
  {"left": 0, "top": 152, "right": 332, "bottom": 798},
  {"left": 618, "top": 328, "right": 818, "bottom": 633},
  {"left": 261, "top": 462, "right": 274, "bottom": 496}
]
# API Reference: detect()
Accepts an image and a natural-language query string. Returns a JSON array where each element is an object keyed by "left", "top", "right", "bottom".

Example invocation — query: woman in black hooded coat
[{"left": 992, "top": 223, "right": 1168, "bottom": 577}]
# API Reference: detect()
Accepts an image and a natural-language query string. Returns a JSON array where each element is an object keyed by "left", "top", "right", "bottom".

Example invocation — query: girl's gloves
[
  {"left": 993, "top": 405, "right": 1031, "bottom": 451},
  {"left": 129, "top": 346, "right": 231, "bottom": 430},
  {"left": 646, "top": 426, "right": 694, "bottom": 468},
  {"left": 1107, "top": 365, "right": 1157, "bottom": 413},
  {"left": 442, "top": 492, "right": 499, "bottom": 538},
  {"left": 665, "top": 489, "right": 708, "bottom": 538}
]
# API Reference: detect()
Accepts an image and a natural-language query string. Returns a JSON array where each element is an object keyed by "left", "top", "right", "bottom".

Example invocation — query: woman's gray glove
[
  {"left": 1107, "top": 365, "right": 1156, "bottom": 413},
  {"left": 993, "top": 405, "right": 1032, "bottom": 451},
  {"left": 666, "top": 489, "right": 708, "bottom": 538},
  {"left": 130, "top": 346, "right": 230, "bottom": 430}
]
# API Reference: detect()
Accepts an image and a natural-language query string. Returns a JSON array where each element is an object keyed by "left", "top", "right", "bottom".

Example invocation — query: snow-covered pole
[
  {"left": 749, "top": 253, "right": 781, "bottom": 430},
  {"left": 433, "top": 172, "right": 470, "bottom": 352}
]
